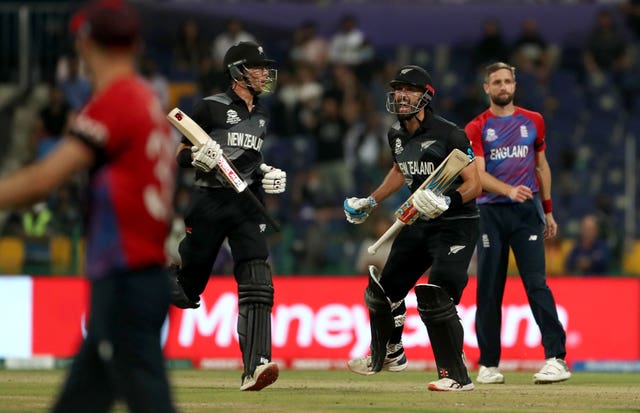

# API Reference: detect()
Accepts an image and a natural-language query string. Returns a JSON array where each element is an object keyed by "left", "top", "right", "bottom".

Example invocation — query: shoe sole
[
  {"left": 241, "top": 364, "right": 279, "bottom": 391},
  {"left": 428, "top": 383, "right": 475, "bottom": 392},
  {"left": 477, "top": 377, "right": 505, "bottom": 384},
  {"left": 534, "top": 375, "right": 571, "bottom": 384},
  {"left": 347, "top": 361, "right": 408, "bottom": 375}
]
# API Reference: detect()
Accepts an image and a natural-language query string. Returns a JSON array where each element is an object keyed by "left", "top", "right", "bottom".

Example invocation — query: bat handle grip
[{"left": 367, "top": 220, "right": 404, "bottom": 255}]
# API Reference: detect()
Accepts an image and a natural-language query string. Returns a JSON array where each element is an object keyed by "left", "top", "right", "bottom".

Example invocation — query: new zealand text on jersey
[
  {"left": 227, "top": 132, "right": 263, "bottom": 151},
  {"left": 489, "top": 145, "right": 528, "bottom": 160},
  {"left": 398, "top": 161, "right": 435, "bottom": 176}
]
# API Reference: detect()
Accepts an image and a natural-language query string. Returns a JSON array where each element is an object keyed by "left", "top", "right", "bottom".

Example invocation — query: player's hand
[
  {"left": 543, "top": 213, "right": 557, "bottom": 239},
  {"left": 507, "top": 185, "right": 533, "bottom": 202},
  {"left": 260, "top": 163, "right": 287, "bottom": 194},
  {"left": 344, "top": 196, "right": 377, "bottom": 224},
  {"left": 413, "top": 189, "right": 449, "bottom": 219},
  {"left": 191, "top": 139, "right": 222, "bottom": 173}
]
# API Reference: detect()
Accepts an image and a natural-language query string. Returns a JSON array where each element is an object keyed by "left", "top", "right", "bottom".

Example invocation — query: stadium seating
[{"left": 0, "top": 236, "right": 25, "bottom": 274}]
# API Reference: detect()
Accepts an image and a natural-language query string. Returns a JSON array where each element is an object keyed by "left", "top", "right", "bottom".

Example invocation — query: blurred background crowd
[{"left": 0, "top": 0, "right": 638, "bottom": 277}]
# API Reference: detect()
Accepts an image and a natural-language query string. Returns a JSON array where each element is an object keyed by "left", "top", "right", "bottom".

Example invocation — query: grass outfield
[{"left": 1, "top": 369, "right": 640, "bottom": 412}]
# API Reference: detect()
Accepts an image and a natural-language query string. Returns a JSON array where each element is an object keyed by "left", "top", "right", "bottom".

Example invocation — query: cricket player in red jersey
[
  {"left": 0, "top": 1, "right": 178, "bottom": 411},
  {"left": 465, "top": 62, "right": 570, "bottom": 386}
]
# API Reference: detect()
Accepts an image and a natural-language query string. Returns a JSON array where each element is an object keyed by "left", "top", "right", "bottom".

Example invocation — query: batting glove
[
  {"left": 260, "top": 163, "right": 287, "bottom": 194},
  {"left": 344, "top": 196, "right": 377, "bottom": 224},
  {"left": 191, "top": 139, "right": 222, "bottom": 173},
  {"left": 413, "top": 189, "right": 450, "bottom": 219}
]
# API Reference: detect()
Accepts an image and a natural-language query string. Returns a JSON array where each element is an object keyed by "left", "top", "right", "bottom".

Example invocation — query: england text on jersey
[{"left": 488, "top": 145, "right": 528, "bottom": 160}]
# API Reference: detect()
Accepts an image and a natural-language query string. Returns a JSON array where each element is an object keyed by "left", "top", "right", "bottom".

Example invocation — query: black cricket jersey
[
  {"left": 388, "top": 110, "right": 478, "bottom": 219},
  {"left": 182, "top": 88, "right": 269, "bottom": 189}
]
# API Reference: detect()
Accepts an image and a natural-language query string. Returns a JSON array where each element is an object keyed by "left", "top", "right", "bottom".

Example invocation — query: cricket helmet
[
  {"left": 386, "top": 65, "right": 435, "bottom": 116},
  {"left": 223, "top": 41, "right": 277, "bottom": 96}
]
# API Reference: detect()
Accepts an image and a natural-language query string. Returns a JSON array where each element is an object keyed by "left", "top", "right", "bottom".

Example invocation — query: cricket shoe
[
  {"left": 533, "top": 357, "right": 571, "bottom": 384},
  {"left": 347, "top": 352, "right": 408, "bottom": 376},
  {"left": 240, "top": 362, "right": 279, "bottom": 391},
  {"left": 428, "top": 378, "right": 475, "bottom": 392},
  {"left": 476, "top": 365, "right": 505, "bottom": 384},
  {"left": 168, "top": 270, "right": 200, "bottom": 309}
]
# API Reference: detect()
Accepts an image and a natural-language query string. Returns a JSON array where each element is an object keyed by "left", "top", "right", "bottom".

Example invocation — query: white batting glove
[
  {"left": 260, "top": 163, "right": 287, "bottom": 194},
  {"left": 191, "top": 139, "right": 222, "bottom": 173},
  {"left": 343, "top": 196, "right": 377, "bottom": 224},
  {"left": 413, "top": 189, "right": 450, "bottom": 219}
]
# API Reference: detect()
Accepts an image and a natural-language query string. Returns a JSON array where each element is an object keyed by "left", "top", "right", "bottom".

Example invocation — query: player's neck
[
  {"left": 401, "top": 111, "right": 424, "bottom": 135},
  {"left": 91, "top": 55, "right": 135, "bottom": 93},
  {"left": 233, "top": 84, "right": 255, "bottom": 111},
  {"left": 489, "top": 104, "right": 515, "bottom": 117}
]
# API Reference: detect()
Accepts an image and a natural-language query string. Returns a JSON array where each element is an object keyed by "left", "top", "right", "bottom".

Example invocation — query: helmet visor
[{"left": 385, "top": 90, "right": 429, "bottom": 115}]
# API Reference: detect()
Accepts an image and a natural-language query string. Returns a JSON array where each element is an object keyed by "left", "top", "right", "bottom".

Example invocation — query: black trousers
[
  {"left": 178, "top": 187, "right": 270, "bottom": 297},
  {"left": 475, "top": 199, "right": 567, "bottom": 367},
  {"left": 380, "top": 216, "right": 479, "bottom": 304},
  {"left": 51, "top": 267, "right": 176, "bottom": 413}
]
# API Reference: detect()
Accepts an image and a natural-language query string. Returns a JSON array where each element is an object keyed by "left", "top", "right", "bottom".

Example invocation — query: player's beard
[{"left": 490, "top": 92, "right": 514, "bottom": 107}]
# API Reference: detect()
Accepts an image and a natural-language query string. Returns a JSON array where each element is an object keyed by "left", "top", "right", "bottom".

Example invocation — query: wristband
[
  {"left": 444, "top": 190, "right": 463, "bottom": 209},
  {"left": 542, "top": 199, "right": 553, "bottom": 214},
  {"left": 177, "top": 147, "right": 194, "bottom": 168}
]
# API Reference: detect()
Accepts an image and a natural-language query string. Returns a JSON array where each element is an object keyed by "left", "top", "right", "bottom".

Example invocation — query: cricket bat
[
  {"left": 167, "top": 107, "right": 281, "bottom": 232},
  {"left": 367, "top": 148, "right": 473, "bottom": 255}
]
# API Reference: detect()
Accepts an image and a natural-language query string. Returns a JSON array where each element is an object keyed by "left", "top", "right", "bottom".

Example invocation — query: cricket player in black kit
[
  {"left": 344, "top": 65, "right": 481, "bottom": 391},
  {"left": 169, "top": 41, "right": 285, "bottom": 391}
]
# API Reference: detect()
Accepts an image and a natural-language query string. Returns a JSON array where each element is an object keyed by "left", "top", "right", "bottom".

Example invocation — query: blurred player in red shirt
[{"left": 0, "top": 1, "right": 177, "bottom": 411}]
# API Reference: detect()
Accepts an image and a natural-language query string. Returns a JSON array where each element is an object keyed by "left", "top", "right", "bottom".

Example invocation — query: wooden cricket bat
[
  {"left": 367, "top": 148, "right": 472, "bottom": 255},
  {"left": 167, "top": 107, "right": 281, "bottom": 232}
]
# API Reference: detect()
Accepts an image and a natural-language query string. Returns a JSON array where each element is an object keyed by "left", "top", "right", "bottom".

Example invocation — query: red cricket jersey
[{"left": 70, "top": 75, "right": 175, "bottom": 279}]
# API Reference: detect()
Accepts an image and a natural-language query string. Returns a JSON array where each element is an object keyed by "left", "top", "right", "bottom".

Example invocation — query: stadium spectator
[
  {"left": 140, "top": 56, "right": 170, "bottom": 110},
  {"left": 211, "top": 18, "right": 256, "bottom": 67},
  {"left": 31, "top": 84, "right": 73, "bottom": 159},
  {"left": 472, "top": 18, "right": 510, "bottom": 70},
  {"left": 565, "top": 214, "right": 610, "bottom": 275},
  {"left": 172, "top": 17, "right": 210, "bottom": 77},
  {"left": 290, "top": 20, "right": 329, "bottom": 75},
  {"left": 58, "top": 54, "right": 92, "bottom": 110},
  {"left": 328, "top": 15, "right": 366, "bottom": 66},
  {"left": 512, "top": 18, "right": 553, "bottom": 82}
]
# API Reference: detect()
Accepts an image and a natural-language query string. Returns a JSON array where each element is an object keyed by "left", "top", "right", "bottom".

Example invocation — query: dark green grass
[{"left": 1, "top": 369, "right": 640, "bottom": 412}]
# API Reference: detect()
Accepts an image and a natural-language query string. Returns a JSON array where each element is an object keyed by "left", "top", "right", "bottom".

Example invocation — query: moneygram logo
[{"left": 175, "top": 292, "right": 569, "bottom": 358}]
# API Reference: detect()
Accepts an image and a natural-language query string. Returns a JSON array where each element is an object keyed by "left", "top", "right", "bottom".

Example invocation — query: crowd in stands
[{"left": 1, "top": 1, "right": 639, "bottom": 276}]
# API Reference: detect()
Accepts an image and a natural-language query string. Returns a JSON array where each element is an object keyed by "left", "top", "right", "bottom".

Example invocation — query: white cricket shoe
[
  {"left": 533, "top": 357, "right": 571, "bottom": 384},
  {"left": 477, "top": 365, "right": 505, "bottom": 384},
  {"left": 428, "top": 377, "right": 475, "bottom": 392},
  {"left": 240, "top": 362, "right": 279, "bottom": 391},
  {"left": 347, "top": 352, "right": 408, "bottom": 376}
]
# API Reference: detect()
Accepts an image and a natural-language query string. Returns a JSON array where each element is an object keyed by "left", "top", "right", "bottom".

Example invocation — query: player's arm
[
  {"left": 0, "top": 137, "right": 93, "bottom": 209},
  {"left": 454, "top": 162, "right": 481, "bottom": 203},
  {"left": 475, "top": 156, "right": 532, "bottom": 202},
  {"left": 174, "top": 102, "right": 220, "bottom": 171},
  {"left": 370, "top": 162, "right": 405, "bottom": 204},
  {"left": 344, "top": 163, "right": 405, "bottom": 224},
  {"left": 535, "top": 149, "right": 557, "bottom": 238}
]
